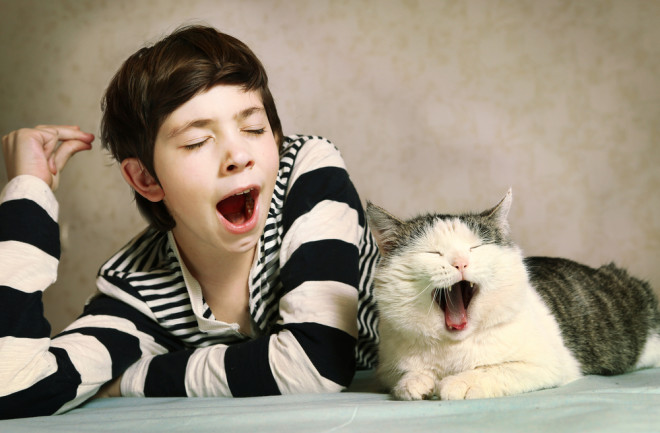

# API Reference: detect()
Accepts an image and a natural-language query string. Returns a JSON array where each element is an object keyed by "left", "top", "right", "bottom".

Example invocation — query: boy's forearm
[
  {"left": 0, "top": 175, "right": 60, "bottom": 349},
  {"left": 0, "top": 176, "right": 65, "bottom": 418},
  {"left": 0, "top": 182, "right": 169, "bottom": 417},
  {"left": 120, "top": 325, "right": 355, "bottom": 398}
]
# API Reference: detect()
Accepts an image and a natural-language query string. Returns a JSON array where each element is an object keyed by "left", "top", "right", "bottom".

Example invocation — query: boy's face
[{"left": 152, "top": 85, "right": 280, "bottom": 256}]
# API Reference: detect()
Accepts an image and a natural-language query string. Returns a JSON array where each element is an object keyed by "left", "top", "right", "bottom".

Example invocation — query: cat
[{"left": 366, "top": 189, "right": 660, "bottom": 400}]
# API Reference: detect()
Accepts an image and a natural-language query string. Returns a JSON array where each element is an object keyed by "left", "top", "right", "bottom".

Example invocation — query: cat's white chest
[
  {"left": 391, "top": 314, "right": 540, "bottom": 378},
  {"left": 377, "top": 289, "right": 582, "bottom": 397}
]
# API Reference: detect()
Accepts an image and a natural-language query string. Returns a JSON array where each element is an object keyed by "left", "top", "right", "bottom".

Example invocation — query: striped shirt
[{"left": 0, "top": 135, "right": 380, "bottom": 418}]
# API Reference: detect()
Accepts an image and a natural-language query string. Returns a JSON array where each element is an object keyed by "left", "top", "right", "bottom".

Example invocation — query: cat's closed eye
[{"left": 470, "top": 242, "right": 493, "bottom": 251}]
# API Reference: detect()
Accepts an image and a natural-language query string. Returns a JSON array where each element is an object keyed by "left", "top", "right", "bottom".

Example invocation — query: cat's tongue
[{"left": 445, "top": 284, "right": 468, "bottom": 330}]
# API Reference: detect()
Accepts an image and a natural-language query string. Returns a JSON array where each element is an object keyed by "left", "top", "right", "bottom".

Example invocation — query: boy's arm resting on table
[
  {"left": 271, "top": 139, "right": 362, "bottom": 394},
  {"left": 0, "top": 176, "right": 63, "bottom": 410},
  {"left": 0, "top": 176, "right": 176, "bottom": 418},
  {"left": 120, "top": 138, "right": 363, "bottom": 398}
]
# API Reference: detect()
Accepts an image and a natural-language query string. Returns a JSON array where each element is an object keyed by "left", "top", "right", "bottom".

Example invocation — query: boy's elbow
[
  {"left": 315, "top": 379, "right": 348, "bottom": 394},
  {"left": 287, "top": 358, "right": 354, "bottom": 395},
  {"left": 272, "top": 324, "right": 357, "bottom": 394},
  {"left": 311, "top": 349, "right": 356, "bottom": 394}
]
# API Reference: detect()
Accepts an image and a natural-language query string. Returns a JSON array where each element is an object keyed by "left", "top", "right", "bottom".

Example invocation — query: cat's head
[{"left": 366, "top": 189, "right": 529, "bottom": 340}]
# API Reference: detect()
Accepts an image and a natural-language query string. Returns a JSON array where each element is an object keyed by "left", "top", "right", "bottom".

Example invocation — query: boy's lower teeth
[
  {"left": 225, "top": 212, "right": 243, "bottom": 224},
  {"left": 246, "top": 195, "right": 254, "bottom": 219}
]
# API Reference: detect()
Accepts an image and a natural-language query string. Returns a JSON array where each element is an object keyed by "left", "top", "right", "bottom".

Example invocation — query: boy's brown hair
[{"left": 100, "top": 25, "right": 283, "bottom": 231}]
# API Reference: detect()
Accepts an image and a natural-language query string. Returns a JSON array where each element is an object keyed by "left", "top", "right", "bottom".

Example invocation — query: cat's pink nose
[{"left": 453, "top": 258, "right": 469, "bottom": 273}]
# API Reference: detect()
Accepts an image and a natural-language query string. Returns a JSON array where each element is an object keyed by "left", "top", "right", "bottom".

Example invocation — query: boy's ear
[{"left": 120, "top": 158, "right": 165, "bottom": 202}]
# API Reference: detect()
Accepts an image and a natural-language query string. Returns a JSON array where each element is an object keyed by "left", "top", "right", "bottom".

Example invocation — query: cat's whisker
[
  {"left": 426, "top": 295, "right": 436, "bottom": 317},
  {"left": 426, "top": 285, "right": 442, "bottom": 317},
  {"left": 413, "top": 281, "right": 434, "bottom": 301},
  {"left": 397, "top": 281, "right": 435, "bottom": 308},
  {"left": 397, "top": 284, "right": 432, "bottom": 308}
]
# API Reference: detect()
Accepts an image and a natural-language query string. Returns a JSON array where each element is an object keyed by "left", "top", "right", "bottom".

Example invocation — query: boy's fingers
[
  {"left": 5, "top": 126, "right": 92, "bottom": 162},
  {"left": 34, "top": 128, "right": 61, "bottom": 159},
  {"left": 35, "top": 125, "right": 94, "bottom": 144},
  {"left": 52, "top": 139, "right": 93, "bottom": 173},
  {"left": 2, "top": 125, "right": 94, "bottom": 189},
  {"left": 37, "top": 126, "right": 94, "bottom": 171}
]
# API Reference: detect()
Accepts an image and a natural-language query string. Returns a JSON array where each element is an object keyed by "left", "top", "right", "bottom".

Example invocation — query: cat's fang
[{"left": 433, "top": 283, "right": 477, "bottom": 310}]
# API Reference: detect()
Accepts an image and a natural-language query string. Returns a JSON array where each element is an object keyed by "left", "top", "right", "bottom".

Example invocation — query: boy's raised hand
[{"left": 2, "top": 125, "right": 94, "bottom": 191}]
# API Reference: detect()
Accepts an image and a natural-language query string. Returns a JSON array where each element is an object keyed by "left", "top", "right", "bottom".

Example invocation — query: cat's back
[{"left": 525, "top": 256, "right": 660, "bottom": 375}]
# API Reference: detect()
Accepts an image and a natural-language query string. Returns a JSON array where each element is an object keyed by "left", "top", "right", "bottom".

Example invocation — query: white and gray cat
[{"left": 366, "top": 190, "right": 660, "bottom": 400}]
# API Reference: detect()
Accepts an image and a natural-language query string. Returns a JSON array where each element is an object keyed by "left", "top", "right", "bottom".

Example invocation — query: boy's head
[{"left": 100, "top": 25, "right": 283, "bottom": 231}]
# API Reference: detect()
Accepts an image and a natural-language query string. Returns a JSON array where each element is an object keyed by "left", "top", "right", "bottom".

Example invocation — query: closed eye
[
  {"left": 243, "top": 128, "right": 266, "bottom": 135},
  {"left": 183, "top": 137, "right": 211, "bottom": 151},
  {"left": 470, "top": 242, "right": 493, "bottom": 251},
  {"left": 426, "top": 251, "right": 443, "bottom": 257}
]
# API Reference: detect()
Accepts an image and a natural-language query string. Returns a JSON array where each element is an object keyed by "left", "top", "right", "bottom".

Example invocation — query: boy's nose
[{"left": 221, "top": 143, "right": 255, "bottom": 175}]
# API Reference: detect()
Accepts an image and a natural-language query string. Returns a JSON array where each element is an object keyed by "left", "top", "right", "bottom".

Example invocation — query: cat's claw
[{"left": 392, "top": 372, "right": 436, "bottom": 400}]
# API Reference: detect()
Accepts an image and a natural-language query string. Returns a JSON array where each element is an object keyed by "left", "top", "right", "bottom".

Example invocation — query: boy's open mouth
[
  {"left": 433, "top": 281, "right": 477, "bottom": 331},
  {"left": 216, "top": 187, "right": 259, "bottom": 229}
]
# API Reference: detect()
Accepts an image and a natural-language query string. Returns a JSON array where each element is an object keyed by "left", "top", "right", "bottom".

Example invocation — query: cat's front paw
[
  {"left": 438, "top": 371, "right": 502, "bottom": 400},
  {"left": 391, "top": 371, "right": 436, "bottom": 400}
]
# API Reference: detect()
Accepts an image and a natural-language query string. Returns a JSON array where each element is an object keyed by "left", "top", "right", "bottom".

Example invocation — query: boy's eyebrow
[
  {"left": 235, "top": 106, "right": 265, "bottom": 122},
  {"left": 167, "top": 119, "right": 213, "bottom": 139},
  {"left": 166, "top": 106, "right": 266, "bottom": 139}
]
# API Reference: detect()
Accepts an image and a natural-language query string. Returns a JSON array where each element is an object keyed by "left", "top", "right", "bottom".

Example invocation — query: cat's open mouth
[{"left": 434, "top": 281, "right": 477, "bottom": 331}]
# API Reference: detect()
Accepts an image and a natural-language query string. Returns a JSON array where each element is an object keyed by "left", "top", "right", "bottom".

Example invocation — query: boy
[{"left": 0, "top": 25, "right": 379, "bottom": 419}]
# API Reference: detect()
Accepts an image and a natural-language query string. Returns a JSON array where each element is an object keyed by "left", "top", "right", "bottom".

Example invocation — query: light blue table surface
[{"left": 2, "top": 368, "right": 659, "bottom": 432}]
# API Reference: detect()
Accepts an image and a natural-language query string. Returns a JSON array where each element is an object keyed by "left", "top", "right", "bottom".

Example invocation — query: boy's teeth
[
  {"left": 246, "top": 194, "right": 254, "bottom": 218},
  {"left": 236, "top": 188, "right": 252, "bottom": 196}
]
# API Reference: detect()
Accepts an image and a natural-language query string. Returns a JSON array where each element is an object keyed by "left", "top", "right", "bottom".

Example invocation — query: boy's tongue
[{"left": 218, "top": 194, "right": 246, "bottom": 224}]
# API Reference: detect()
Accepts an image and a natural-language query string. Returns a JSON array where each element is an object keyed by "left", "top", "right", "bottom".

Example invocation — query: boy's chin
[{"left": 222, "top": 235, "right": 261, "bottom": 255}]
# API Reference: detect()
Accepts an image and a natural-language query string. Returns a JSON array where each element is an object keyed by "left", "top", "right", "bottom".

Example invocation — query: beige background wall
[{"left": 1, "top": 0, "right": 659, "bottom": 334}]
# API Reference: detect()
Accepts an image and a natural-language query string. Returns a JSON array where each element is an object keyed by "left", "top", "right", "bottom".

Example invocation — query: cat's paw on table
[
  {"left": 391, "top": 372, "right": 436, "bottom": 400},
  {"left": 438, "top": 371, "right": 502, "bottom": 400}
]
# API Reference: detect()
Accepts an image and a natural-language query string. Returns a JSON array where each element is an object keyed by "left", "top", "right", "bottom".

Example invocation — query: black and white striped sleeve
[
  {"left": 0, "top": 176, "right": 177, "bottom": 419},
  {"left": 269, "top": 137, "right": 362, "bottom": 392},
  {"left": 0, "top": 175, "right": 64, "bottom": 417}
]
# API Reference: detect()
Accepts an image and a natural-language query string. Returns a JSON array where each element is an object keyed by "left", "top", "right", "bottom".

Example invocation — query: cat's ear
[
  {"left": 483, "top": 188, "right": 512, "bottom": 233},
  {"left": 366, "top": 202, "right": 403, "bottom": 256}
]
